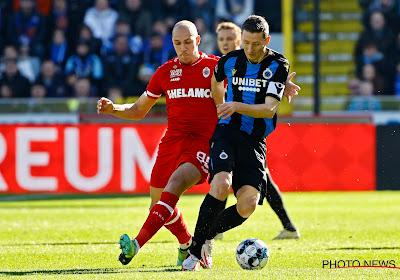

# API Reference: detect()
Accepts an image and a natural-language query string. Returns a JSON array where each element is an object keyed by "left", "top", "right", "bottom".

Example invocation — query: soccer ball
[{"left": 236, "top": 238, "right": 270, "bottom": 270}]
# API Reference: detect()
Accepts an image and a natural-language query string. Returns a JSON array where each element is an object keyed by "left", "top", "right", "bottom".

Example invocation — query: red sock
[
  {"left": 164, "top": 207, "right": 192, "bottom": 247},
  {"left": 135, "top": 192, "right": 179, "bottom": 247}
]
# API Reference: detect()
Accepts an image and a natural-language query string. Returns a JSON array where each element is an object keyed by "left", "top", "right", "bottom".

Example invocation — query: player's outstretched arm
[
  {"left": 97, "top": 93, "right": 158, "bottom": 120},
  {"left": 283, "top": 72, "right": 301, "bottom": 103}
]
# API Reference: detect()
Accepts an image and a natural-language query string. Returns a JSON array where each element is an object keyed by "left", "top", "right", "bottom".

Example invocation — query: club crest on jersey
[
  {"left": 231, "top": 69, "right": 237, "bottom": 76},
  {"left": 203, "top": 67, "right": 210, "bottom": 78},
  {"left": 219, "top": 151, "right": 228, "bottom": 160},
  {"left": 263, "top": 68, "right": 273, "bottom": 79}
]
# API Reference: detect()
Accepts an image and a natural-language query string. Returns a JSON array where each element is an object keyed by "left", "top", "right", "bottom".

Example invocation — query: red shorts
[{"left": 150, "top": 133, "right": 210, "bottom": 189}]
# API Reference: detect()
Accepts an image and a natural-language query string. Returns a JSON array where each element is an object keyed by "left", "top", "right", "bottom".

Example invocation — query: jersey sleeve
[
  {"left": 266, "top": 59, "right": 290, "bottom": 102},
  {"left": 213, "top": 55, "right": 228, "bottom": 82},
  {"left": 145, "top": 66, "right": 164, "bottom": 99}
]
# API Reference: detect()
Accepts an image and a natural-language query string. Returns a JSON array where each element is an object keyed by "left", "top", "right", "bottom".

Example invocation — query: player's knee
[
  {"left": 164, "top": 179, "right": 186, "bottom": 197},
  {"left": 237, "top": 195, "right": 258, "bottom": 218},
  {"left": 210, "top": 174, "right": 231, "bottom": 200}
]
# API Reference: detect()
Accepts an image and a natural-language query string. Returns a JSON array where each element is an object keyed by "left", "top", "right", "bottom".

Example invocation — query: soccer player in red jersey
[
  {"left": 98, "top": 20, "right": 219, "bottom": 266},
  {"left": 97, "top": 20, "right": 300, "bottom": 267}
]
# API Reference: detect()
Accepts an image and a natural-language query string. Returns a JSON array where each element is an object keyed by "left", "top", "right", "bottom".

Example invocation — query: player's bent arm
[
  {"left": 217, "top": 97, "right": 279, "bottom": 119},
  {"left": 211, "top": 74, "right": 225, "bottom": 106},
  {"left": 97, "top": 93, "right": 157, "bottom": 120}
]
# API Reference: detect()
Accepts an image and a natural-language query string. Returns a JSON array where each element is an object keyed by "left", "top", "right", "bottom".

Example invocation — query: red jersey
[{"left": 145, "top": 52, "right": 219, "bottom": 138}]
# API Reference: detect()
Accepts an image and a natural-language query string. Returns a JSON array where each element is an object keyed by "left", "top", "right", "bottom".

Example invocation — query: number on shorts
[{"left": 196, "top": 151, "right": 210, "bottom": 173}]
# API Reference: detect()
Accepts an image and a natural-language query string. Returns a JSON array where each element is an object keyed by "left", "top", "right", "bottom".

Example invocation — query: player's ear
[
  {"left": 265, "top": 36, "right": 271, "bottom": 46},
  {"left": 196, "top": 35, "right": 201, "bottom": 46}
]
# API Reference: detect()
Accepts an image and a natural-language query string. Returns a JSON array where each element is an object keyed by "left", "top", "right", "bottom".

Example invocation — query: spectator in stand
[
  {"left": 348, "top": 80, "right": 382, "bottom": 111},
  {"left": 0, "top": 57, "right": 31, "bottom": 98},
  {"left": 103, "top": 34, "right": 141, "bottom": 96},
  {"left": 18, "top": 42, "right": 41, "bottom": 82},
  {"left": 134, "top": 63, "right": 155, "bottom": 96},
  {"left": 30, "top": 82, "right": 47, "bottom": 98},
  {"left": 47, "top": 0, "right": 69, "bottom": 35},
  {"left": 194, "top": 17, "right": 216, "bottom": 55},
  {"left": 356, "top": 10, "right": 396, "bottom": 57},
  {"left": 111, "top": 19, "right": 143, "bottom": 55},
  {"left": 152, "top": 19, "right": 174, "bottom": 55},
  {"left": 363, "top": 0, "right": 400, "bottom": 34},
  {"left": 348, "top": 77, "right": 362, "bottom": 96},
  {"left": 143, "top": 32, "right": 175, "bottom": 69},
  {"left": 14, "top": 0, "right": 52, "bottom": 16},
  {"left": 0, "top": 45, "right": 35, "bottom": 82},
  {"left": 107, "top": 86, "right": 124, "bottom": 103},
  {"left": 36, "top": 60, "right": 67, "bottom": 97},
  {"left": 0, "top": 84, "right": 13, "bottom": 98},
  {"left": 7, "top": 0, "right": 46, "bottom": 58},
  {"left": 215, "top": 0, "right": 254, "bottom": 26},
  {"left": 355, "top": 42, "right": 387, "bottom": 77},
  {"left": 67, "top": 0, "right": 93, "bottom": 44},
  {"left": 76, "top": 24, "right": 102, "bottom": 56},
  {"left": 360, "top": 63, "right": 387, "bottom": 94},
  {"left": 153, "top": 0, "right": 190, "bottom": 23},
  {"left": 83, "top": 0, "right": 119, "bottom": 45},
  {"left": 190, "top": 0, "right": 215, "bottom": 31},
  {"left": 72, "top": 77, "right": 94, "bottom": 98},
  {"left": 46, "top": 29, "right": 69, "bottom": 71},
  {"left": 65, "top": 40, "right": 103, "bottom": 95},
  {"left": 118, "top": 0, "right": 153, "bottom": 40}
]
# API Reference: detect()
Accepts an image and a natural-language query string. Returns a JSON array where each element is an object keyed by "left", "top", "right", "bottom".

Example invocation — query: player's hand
[
  {"left": 97, "top": 97, "right": 114, "bottom": 114},
  {"left": 217, "top": 102, "right": 237, "bottom": 119},
  {"left": 283, "top": 72, "right": 301, "bottom": 103}
]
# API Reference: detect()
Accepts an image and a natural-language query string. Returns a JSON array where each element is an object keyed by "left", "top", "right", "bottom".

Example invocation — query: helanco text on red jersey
[{"left": 167, "top": 88, "right": 212, "bottom": 99}]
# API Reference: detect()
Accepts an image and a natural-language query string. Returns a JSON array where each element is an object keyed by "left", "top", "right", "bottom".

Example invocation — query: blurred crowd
[
  {"left": 349, "top": 0, "right": 400, "bottom": 111},
  {"left": 0, "top": 0, "right": 277, "bottom": 101}
]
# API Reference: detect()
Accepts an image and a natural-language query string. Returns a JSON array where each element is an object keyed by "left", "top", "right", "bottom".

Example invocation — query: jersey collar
[{"left": 178, "top": 52, "right": 205, "bottom": 66}]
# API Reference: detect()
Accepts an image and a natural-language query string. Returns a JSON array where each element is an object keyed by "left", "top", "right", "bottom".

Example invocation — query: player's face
[
  {"left": 217, "top": 28, "right": 240, "bottom": 55},
  {"left": 242, "top": 30, "right": 270, "bottom": 64},
  {"left": 172, "top": 27, "right": 200, "bottom": 65}
]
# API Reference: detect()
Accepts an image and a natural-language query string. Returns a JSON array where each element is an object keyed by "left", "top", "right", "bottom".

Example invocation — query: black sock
[
  {"left": 190, "top": 193, "right": 224, "bottom": 259},
  {"left": 218, "top": 198, "right": 227, "bottom": 214},
  {"left": 266, "top": 174, "right": 297, "bottom": 232},
  {"left": 207, "top": 204, "right": 247, "bottom": 240}
]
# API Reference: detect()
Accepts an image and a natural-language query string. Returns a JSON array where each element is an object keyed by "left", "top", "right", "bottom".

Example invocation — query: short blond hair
[{"left": 216, "top": 22, "right": 241, "bottom": 39}]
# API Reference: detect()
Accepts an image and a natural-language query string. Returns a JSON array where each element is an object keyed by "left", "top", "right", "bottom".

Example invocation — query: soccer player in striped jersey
[
  {"left": 215, "top": 21, "right": 300, "bottom": 241},
  {"left": 183, "top": 15, "right": 297, "bottom": 271}
]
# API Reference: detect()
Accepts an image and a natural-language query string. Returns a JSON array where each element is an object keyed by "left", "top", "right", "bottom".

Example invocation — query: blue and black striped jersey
[{"left": 214, "top": 48, "right": 289, "bottom": 139}]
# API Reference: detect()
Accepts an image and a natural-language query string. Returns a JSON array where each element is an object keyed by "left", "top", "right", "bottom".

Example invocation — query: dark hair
[{"left": 241, "top": 15, "right": 269, "bottom": 39}]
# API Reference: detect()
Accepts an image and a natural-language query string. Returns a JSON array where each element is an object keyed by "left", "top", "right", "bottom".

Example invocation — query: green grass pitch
[{"left": 0, "top": 191, "right": 399, "bottom": 279}]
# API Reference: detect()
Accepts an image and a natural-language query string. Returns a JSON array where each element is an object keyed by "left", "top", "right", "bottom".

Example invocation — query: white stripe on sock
[
  {"left": 156, "top": 201, "right": 174, "bottom": 214},
  {"left": 164, "top": 207, "right": 181, "bottom": 226}
]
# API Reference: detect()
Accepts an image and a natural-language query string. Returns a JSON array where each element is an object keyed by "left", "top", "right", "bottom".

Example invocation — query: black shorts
[{"left": 208, "top": 124, "right": 267, "bottom": 205}]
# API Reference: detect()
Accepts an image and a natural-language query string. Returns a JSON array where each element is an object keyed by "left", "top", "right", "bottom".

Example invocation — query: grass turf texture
[{"left": 0, "top": 192, "right": 399, "bottom": 279}]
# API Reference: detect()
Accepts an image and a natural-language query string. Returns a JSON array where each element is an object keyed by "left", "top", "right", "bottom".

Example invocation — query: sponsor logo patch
[{"left": 170, "top": 68, "right": 182, "bottom": 78}]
